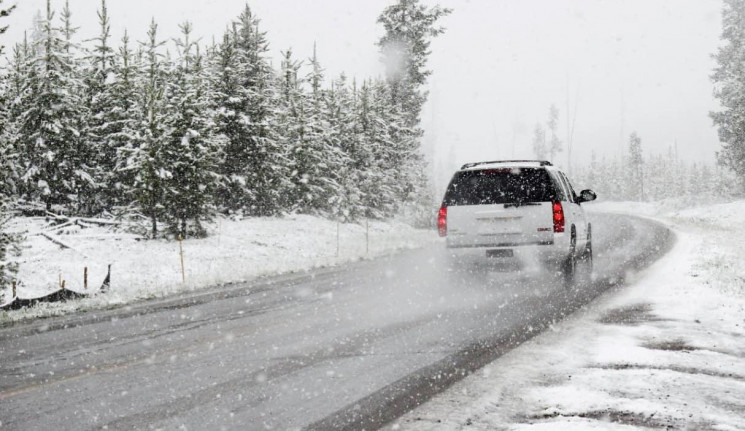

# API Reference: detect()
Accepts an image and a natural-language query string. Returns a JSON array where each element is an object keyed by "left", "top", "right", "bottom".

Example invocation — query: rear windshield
[{"left": 442, "top": 168, "right": 557, "bottom": 206}]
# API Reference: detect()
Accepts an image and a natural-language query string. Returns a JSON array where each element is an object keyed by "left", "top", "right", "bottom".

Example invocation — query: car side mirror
[{"left": 577, "top": 189, "right": 597, "bottom": 204}]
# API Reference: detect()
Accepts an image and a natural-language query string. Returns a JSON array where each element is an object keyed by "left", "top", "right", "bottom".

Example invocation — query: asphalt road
[{"left": 0, "top": 212, "right": 674, "bottom": 430}]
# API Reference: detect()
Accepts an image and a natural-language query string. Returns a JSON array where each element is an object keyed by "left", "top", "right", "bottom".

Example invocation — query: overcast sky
[{"left": 4, "top": 0, "right": 725, "bottom": 189}]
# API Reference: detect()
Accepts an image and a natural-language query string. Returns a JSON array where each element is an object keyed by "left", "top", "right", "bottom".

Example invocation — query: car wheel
[
  {"left": 578, "top": 226, "right": 593, "bottom": 286},
  {"left": 561, "top": 229, "right": 577, "bottom": 286},
  {"left": 583, "top": 225, "right": 593, "bottom": 270}
]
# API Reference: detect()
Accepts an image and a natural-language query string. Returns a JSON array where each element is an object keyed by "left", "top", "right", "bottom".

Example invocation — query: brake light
[
  {"left": 552, "top": 201, "right": 565, "bottom": 233},
  {"left": 437, "top": 206, "right": 447, "bottom": 237}
]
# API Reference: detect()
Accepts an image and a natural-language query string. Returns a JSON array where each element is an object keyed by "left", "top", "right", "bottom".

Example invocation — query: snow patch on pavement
[{"left": 391, "top": 200, "right": 745, "bottom": 431}]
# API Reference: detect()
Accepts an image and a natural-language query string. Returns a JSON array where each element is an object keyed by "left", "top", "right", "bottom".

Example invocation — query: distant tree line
[
  {"left": 0, "top": 0, "right": 450, "bottom": 240},
  {"left": 572, "top": 132, "right": 737, "bottom": 202}
]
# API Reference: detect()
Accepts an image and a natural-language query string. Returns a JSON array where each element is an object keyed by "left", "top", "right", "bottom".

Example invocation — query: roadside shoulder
[{"left": 392, "top": 203, "right": 745, "bottom": 431}]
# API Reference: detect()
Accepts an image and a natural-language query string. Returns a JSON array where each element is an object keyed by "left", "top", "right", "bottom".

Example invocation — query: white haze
[{"left": 4, "top": 0, "right": 724, "bottom": 193}]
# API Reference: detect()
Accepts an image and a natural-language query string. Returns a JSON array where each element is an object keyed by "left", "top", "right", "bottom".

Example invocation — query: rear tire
[
  {"left": 583, "top": 225, "right": 593, "bottom": 270},
  {"left": 578, "top": 226, "right": 593, "bottom": 286},
  {"left": 561, "top": 229, "right": 577, "bottom": 287}
]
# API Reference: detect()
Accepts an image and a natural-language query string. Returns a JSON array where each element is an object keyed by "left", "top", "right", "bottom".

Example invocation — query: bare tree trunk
[{"left": 151, "top": 210, "right": 157, "bottom": 239}]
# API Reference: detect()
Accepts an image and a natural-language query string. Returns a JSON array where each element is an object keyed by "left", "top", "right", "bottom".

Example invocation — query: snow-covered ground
[
  {"left": 1, "top": 215, "right": 436, "bottom": 322},
  {"left": 392, "top": 199, "right": 745, "bottom": 431}
]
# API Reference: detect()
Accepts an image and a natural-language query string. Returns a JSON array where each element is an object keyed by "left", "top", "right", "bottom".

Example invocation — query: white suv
[{"left": 438, "top": 160, "right": 596, "bottom": 280}]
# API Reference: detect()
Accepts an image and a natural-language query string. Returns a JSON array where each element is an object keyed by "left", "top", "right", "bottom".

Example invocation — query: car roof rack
[{"left": 460, "top": 160, "right": 553, "bottom": 170}]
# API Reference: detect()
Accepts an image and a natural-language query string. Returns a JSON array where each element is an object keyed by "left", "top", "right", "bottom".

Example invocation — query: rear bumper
[
  {"left": 446, "top": 239, "right": 554, "bottom": 248},
  {"left": 445, "top": 233, "right": 571, "bottom": 263}
]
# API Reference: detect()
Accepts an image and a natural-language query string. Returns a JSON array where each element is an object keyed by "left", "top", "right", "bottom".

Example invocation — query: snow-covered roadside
[
  {"left": 391, "top": 200, "right": 745, "bottom": 431},
  {"left": 1, "top": 215, "right": 437, "bottom": 322}
]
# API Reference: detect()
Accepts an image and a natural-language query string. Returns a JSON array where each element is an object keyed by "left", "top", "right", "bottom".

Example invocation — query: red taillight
[
  {"left": 437, "top": 206, "right": 447, "bottom": 237},
  {"left": 552, "top": 201, "right": 565, "bottom": 233}
]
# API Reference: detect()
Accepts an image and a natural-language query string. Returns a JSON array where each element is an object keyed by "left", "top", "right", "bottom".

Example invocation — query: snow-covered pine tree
[
  {"left": 161, "top": 22, "right": 221, "bottom": 238},
  {"left": 107, "top": 30, "right": 142, "bottom": 210},
  {"left": 211, "top": 29, "right": 248, "bottom": 214},
  {"left": 82, "top": 0, "right": 119, "bottom": 213},
  {"left": 322, "top": 74, "right": 360, "bottom": 221},
  {"left": 376, "top": 0, "right": 450, "bottom": 224},
  {"left": 274, "top": 47, "right": 348, "bottom": 218},
  {"left": 532, "top": 123, "right": 547, "bottom": 160},
  {"left": 645, "top": 153, "right": 665, "bottom": 201},
  {"left": 627, "top": 132, "right": 643, "bottom": 201},
  {"left": 711, "top": 0, "right": 745, "bottom": 190},
  {"left": 0, "top": 46, "right": 20, "bottom": 201},
  {"left": 371, "top": 77, "right": 430, "bottom": 222},
  {"left": 128, "top": 20, "right": 170, "bottom": 238},
  {"left": 355, "top": 79, "right": 397, "bottom": 219},
  {"left": 59, "top": 0, "right": 96, "bottom": 215},
  {"left": 0, "top": 0, "right": 20, "bottom": 295},
  {"left": 16, "top": 0, "right": 89, "bottom": 213},
  {"left": 370, "top": 78, "right": 411, "bottom": 217},
  {"left": 277, "top": 49, "right": 315, "bottom": 214},
  {"left": 376, "top": 0, "right": 451, "bottom": 128},
  {"left": 688, "top": 162, "right": 703, "bottom": 197},
  {"left": 234, "top": 6, "right": 288, "bottom": 217},
  {"left": 214, "top": 6, "right": 287, "bottom": 216}
]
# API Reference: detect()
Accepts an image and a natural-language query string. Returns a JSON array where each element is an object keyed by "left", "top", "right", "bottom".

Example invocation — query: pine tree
[
  {"left": 371, "top": 78, "right": 412, "bottom": 216},
  {"left": 376, "top": 0, "right": 451, "bottom": 128},
  {"left": 711, "top": 0, "right": 745, "bottom": 190},
  {"left": 322, "top": 74, "right": 359, "bottom": 221},
  {"left": 60, "top": 0, "right": 95, "bottom": 215},
  {"left": 376, "top": 0, "right": 450, "bottom": 222},
  {"left": 0, "top": 0, "right": 20, "bottom": 295},
  {"left": 532, "top": 123, "right": 547, "bottom": 159},
  {"left": 128, "top": 20, "right": 170, "bottom": 238},
  {"left": 16, "top": 0, "right": 89, "bottom": 213},
  {"left": 211, "top": 29, "right": 246, "bottom": 214},
  {"left": 356, "top": 80, "right": 397, "bottom": 218},
  {"left": 83, "top": 0, "right": 119, "bottom": 213},
  {"left": 1, "top": 35, "right": 35, "bottom": 206},
  {"left": 108, "top": 30, "right": 142, "bottom": 210},
  {"left": 214, "top": 5, "right": 287, "bottom": 216},
  {"left": 628, "top": 132, "right": 644, "bottom": 201},
  {"left": 161, "top": 22, "right": 221, "bottom": 237},
  {"left": 278, "top": 48, "right": 317, "bottom": 214}
]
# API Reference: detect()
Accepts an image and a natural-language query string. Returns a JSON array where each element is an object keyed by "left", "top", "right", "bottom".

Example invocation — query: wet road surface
[{"left": 0, "top": 213, "right": 673, "bottom": 430}]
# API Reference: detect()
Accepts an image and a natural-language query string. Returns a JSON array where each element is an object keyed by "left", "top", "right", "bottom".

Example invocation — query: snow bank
[
  {"left": 1, "top": 215, "right": 437, "bottom": 322},
  {"left": 392, "top": 200, "right": 745, "bottom": 431}
]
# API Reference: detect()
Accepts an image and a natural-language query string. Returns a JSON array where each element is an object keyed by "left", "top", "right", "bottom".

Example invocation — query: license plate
[{"left": 486, "top": 249, "right": 513, "bottom": 258}]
